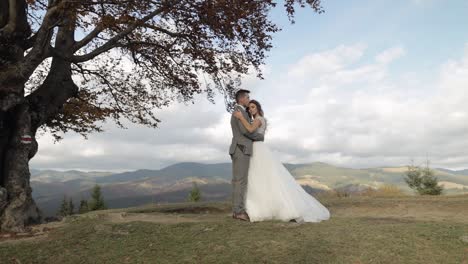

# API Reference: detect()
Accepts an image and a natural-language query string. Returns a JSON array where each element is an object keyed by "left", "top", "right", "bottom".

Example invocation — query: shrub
[
  {"left": 404, "top": 163, "right": 443, "bottom": 195},
  {"left": 187, "top": 182, "right": 202, "bottom": 202},
  {"left": 88, "top": 184, "right": 107, "bottom": 211}
]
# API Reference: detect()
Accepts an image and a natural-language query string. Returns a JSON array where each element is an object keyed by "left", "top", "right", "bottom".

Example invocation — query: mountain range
[{"left": 30, "top": 162, "right": 468, "bottom": 216}]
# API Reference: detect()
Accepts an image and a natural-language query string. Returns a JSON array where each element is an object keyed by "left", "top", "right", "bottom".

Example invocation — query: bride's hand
[{"left": 233, "top": 110, "right": 243, "bottom": 119}]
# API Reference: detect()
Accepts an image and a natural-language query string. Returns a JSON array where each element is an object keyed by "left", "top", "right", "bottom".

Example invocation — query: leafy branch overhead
[{"left": 1, "top": 0, "right": 323, "bottom": 141}]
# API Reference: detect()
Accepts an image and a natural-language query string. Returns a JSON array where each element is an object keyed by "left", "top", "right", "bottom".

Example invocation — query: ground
[{"left": 1, "top": 195, "right": 468, "bottom": 263}]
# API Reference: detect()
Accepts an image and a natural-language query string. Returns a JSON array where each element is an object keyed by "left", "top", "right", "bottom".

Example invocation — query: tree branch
[
  {"left": 70, "top": 7, "right": 167, "bottom": 62},
  {"left": 0, "top": 0, "right": 18, "bottom": 34},
  {"left": 0, "top": 3, "right": 64, "bottom": 87},
  {"left": 73, "top": 25, "right": 103, "bottom": 51}
]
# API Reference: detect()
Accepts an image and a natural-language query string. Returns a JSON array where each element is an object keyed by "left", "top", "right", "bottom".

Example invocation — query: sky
[{"left": 31, "top": 0, "right": 468, "bottom": 171}]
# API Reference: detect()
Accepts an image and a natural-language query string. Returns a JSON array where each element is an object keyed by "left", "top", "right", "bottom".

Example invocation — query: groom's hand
[
  {"left": 233, "top": 110, "right": 243, "bottom": 119},
  {"left": 248, "top": 132, "right": 264, "bottom": 142}
]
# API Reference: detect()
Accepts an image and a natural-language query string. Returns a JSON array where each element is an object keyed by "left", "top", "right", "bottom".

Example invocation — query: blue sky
[
  {"left": 270, "top": 0, "right": 468, "bottom": 79},
  {"left": 32, "top": 0, "right": 468, "bottom": 171}
]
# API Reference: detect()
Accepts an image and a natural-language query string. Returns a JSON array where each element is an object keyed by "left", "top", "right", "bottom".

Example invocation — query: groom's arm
[
  {"left": 238, "top": 121, "right": 264, "bottom": 141},
  {"left": 245, "top": 131, "right": 264, "bottom": 142},
  {"left": 235, "top": 107, "right": 264, "bottom": 142}
]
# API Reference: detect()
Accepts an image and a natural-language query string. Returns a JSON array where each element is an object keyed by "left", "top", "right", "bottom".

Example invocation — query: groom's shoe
[{"left": 232, "top": 212, "right": 250, "bottom": 222}]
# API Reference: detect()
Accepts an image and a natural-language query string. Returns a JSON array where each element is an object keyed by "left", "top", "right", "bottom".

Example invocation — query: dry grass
[
  {"left": 1, "top": 197, "right": 468, "bottom": 263},
  {"left": 360, "top": 184, "right": 407, "bottom": 197},
  {"left": 316, "top": 184, "right": 407, "bottom": 199}
]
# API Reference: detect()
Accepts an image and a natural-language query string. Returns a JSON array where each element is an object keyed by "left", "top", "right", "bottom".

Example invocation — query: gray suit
[{"left": 229, "top": 105, "right": 264, "bottom": 214}]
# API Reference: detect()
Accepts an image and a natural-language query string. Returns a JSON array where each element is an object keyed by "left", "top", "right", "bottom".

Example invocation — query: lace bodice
[{"left": 255, "top": 116, "right": 267, "bottom": 135}]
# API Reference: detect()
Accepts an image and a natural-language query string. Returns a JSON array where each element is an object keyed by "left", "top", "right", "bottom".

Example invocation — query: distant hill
[
  {"left": 437, "top": 168, "right": 468, "bottom": 176},
  {"left": 31, "top": 169, "right": 113, "bottom": 183},
  {"left": 94, "top": 162, "right": 233, "bottom": 184},
  {"left": 31, "top": 162, "right": 468, "bottom": 216}
]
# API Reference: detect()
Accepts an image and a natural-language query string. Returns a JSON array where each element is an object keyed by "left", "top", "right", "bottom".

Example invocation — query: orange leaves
[
  {"left": 21, "top": 0, "right": 324, "bottom": 140},
  {"left": 118, "top": 13, "right": 136, "bottom": 24},
  {"left": 44, "top": 89, "right": 116, "bottom": 141},
  {"left": 101, "top": 14, "right": 116, "bottom": 27}
]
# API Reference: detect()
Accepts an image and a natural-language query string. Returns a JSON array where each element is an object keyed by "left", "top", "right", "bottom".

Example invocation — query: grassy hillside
[
  {"left": 31, "top": 162, "right": 468, "bottom": 217},
  {"left": 1, "top": 195, "right": 468, "bottom": 263}
]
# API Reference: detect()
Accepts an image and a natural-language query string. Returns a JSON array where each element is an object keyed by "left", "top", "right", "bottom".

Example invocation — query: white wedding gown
[{"left": 245, "top": 116, "right": 330, "bottom": 223}]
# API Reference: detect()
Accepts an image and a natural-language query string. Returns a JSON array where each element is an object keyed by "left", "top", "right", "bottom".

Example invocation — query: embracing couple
[{"left": 229, "top": 89, "right": 330, "bottom": 223}]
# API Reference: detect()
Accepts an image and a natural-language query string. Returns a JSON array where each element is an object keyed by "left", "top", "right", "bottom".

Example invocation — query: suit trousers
[{"left": 231, "top": 145, "right": 250, "bottom": 214}]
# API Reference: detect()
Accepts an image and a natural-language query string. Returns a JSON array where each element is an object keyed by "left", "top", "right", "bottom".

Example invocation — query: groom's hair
[{"left": 235, "top": 89, "right": 250, "bottom": 103}]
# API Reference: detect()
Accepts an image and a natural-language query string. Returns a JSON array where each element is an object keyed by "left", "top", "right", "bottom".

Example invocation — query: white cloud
[
  {"left": 31, "top": 43, "right": 468, "bottom": 171},
  {"left": 261, "top": 43, "right": 468, "bottom": 169},
  {"left": 376, "top": 46, "right": 406, "bottom": 64},
  {"left": 287, "top": 43, "right": 367, "bottom": 78}
]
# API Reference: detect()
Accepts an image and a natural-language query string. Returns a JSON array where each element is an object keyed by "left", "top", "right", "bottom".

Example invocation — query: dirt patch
[
  {"left": 157, "top": 206, "right": 228, "bottom": 214},
  {"left": 0, "top": 233, "right": 48, "bottom": 245},
  {"left": 103, "top": 212, "right": 219, "bottom": 224},
  {"left": 0, "top": 220, "right": 64, "bottom": 245},
  {"left": 361, "top": 217, "right": 416, "bottom": 224}
]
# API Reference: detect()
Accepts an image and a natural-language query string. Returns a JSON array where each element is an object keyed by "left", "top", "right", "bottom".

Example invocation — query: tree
[
  {"left": 187, "top": 182, "right": 202, "bottom": 202},
  {"left": 0, "top": 0, "right": 323, "bottom": 231},
  {"left": 88, "top": 184, "right": 106, "bottom": 211},
  {"left": 404, "top": 164, "right": 422, "bottom": 191},
  {"left": 58, "top": 195, "right": 74, "bottom": 217},
  {"left": 58, "top": 195, "right": 70, "bottom": 217},
  {"left": 418, "top": 166, "right": 443, "bottom": 195},
  {"left": 404, "top": 161, "right": 443, "bottom": 195},
  {"left": 78, "top": 199, "right": 89, "bottom": 214},
  {"left": 68, "top": 198, "right": 74, "bottom": 215}
]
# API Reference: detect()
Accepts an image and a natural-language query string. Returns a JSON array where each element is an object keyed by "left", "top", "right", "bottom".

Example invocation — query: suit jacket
[{"left": 229, "top": 105, "right": 264, "bottom": 156}]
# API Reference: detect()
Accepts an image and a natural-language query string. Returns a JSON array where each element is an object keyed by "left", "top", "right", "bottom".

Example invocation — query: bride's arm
[{"left": 233, "top": 111, "right": 261, "bottom": 133}]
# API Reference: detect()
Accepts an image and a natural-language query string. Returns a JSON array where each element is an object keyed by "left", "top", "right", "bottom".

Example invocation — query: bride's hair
[
  {"left": 248, "top": 100, "right": 268, "bottom": 132},
  {"left": 248, "top": 100, "right": 264, "bottom": 118}
]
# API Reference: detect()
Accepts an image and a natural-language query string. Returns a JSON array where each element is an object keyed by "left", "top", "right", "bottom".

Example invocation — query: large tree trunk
[
  {"left": 0, "top": 0, "right": 42, "bottom": 232},
  {"left": 0, "top": 1, "right": 78, "bottom": 231},
  {"left": 0, "top": 88, "right": 43, "bottom": 233},
  {"left": 0, "top": 103, "right": 41, "bottom": 232}
]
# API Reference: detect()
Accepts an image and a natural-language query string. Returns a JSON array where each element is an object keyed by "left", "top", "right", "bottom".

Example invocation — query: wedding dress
[{"left": 245, "top": 116, "right": 330, "bottom": 223}]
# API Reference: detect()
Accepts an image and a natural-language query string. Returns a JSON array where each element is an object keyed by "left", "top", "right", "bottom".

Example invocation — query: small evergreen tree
[
  {"left": 78, "top": 199, "right": 89, "bottom": 214},
  {"left": 404, "top": 160, "right": 443, "bottom": 195},
  {"left": 404, "top": 164, "right": 422, "bottom": 190},
  {"left": 68, "top": 198, "right": 74, "bottom": 215},
  {"left": 187, "top": 182, "right": 202, "bottom": 202},
  {"left": 418, "top": 166, "right": 443, "bottom": 195},
  {"left": 58, "top": 195, "right": 70, "bottom": 217},
  {"left": 88, "top": 184, "right": 107, "bottom": 211}
]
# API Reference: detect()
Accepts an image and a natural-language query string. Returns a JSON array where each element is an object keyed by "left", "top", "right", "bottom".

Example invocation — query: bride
[{"left": 233, "top": 100, "right": 330, "bottom": 223}]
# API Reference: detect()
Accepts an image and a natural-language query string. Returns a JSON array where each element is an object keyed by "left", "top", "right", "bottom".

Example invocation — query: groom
[{"left": 229, "top": 89, "right": 264, "bottom": 221}]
